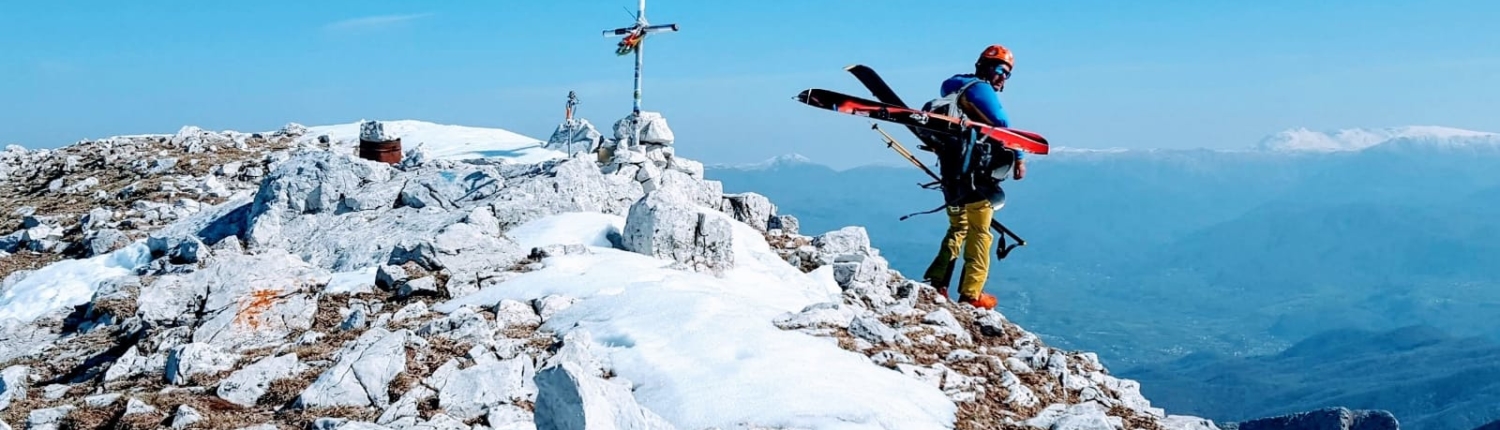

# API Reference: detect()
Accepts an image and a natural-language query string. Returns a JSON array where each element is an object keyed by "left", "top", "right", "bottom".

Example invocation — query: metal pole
[
  {"left": 565, "top": 91, "right": 578, "bottom": 154},
  {"left": 632, "top": 0, "right": 646, "bottom": 151}
]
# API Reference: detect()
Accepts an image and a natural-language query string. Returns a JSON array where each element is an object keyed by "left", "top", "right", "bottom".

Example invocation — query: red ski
[{"left": 795, "top": 88, "right": 1050, "bottom": 155}]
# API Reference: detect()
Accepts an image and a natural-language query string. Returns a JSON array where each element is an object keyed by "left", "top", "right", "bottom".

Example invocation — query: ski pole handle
[{"left": 991, "top": 220, "right": 1026, "bottom": 246}]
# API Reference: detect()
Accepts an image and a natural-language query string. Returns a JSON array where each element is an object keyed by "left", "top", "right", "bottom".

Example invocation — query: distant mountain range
[
  {"left": 708, "top": 126, "right": 1500, "bottom": 430},
  {"left": 1256, "top": 126, "right": 1498, "bottom": 152},
  {"left": 1127, "top": 325, "right": 1500, "bottom": 430}
]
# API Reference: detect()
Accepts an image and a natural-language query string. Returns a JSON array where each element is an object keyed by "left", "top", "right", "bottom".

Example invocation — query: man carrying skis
[{"left": 919, "top": 44, "right": 1027, "bottom": 310}]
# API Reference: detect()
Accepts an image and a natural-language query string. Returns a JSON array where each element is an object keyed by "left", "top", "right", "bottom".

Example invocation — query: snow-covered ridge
[
  {"left": 303, "top": 119, "right": 560, "bottom": 164},
  {"left": 0, "top": 119, "right": 1219, "bottom": 430},
  {"left": 0, "top": 120, "right": 564, "bottom": 324},
  {"left": 1257, "top": 126, "right": 1499, "bottom": 152}
]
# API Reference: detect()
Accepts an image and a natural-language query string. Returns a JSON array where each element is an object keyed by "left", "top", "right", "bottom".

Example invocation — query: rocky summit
[{"left": 0, "top": 121, "right": 1220, "bottom": 429}]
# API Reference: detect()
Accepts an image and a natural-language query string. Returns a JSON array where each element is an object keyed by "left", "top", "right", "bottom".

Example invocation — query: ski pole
[
  {"left": 872, "top": 123, "right": 941, "bottom": 183},
  {"left": 870, "top": 123, "right": 1028, "bottom": 251}
]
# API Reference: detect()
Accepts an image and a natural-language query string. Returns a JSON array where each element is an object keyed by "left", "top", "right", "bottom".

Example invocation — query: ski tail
[{"left": 846, "top": 64, "right": 910, "bottom": 108}]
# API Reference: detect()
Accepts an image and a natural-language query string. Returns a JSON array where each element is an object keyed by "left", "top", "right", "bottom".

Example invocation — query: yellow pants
[{"left": 922, "top": 199, "right": 993, "bottom": 299}]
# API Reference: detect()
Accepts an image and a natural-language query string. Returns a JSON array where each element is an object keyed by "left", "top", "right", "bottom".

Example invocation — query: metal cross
[{"left": 603, "top": 0, "right": 678, "bottom": 150}]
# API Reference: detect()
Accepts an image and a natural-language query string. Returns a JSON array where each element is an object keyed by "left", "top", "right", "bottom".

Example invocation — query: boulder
[
  {"left": 83, "top": 229, "right": 131, "bottom": 257},
  {"left": 611, "top": 111, "right": 675, "bottom": 146},
  {"left": 534, "top": 362, "right": 675, "bottom": 430},
  {"left": 169, "top": 252, "right": 327, "bottom": 351},
  {"left": 147, "top": 232, "right": 206, "bottom": 264},
  {"left": 216, "top": 354, "right": 305, "bottom": 407},
  {"left": 722, "top": 192, "right": 777, "bottom": 232},
  {"left": 621, "top": 189, "right": 734, "bottom": 273},
  {"left": 296, "top": 328, "right": 410, "bottom": 409},
  {"left": 165, "top": 342, "right": 240, "bottom": 385},
  {"left": 435, "top": 356, "right": 538, "bottom": 420},
  {"left": 546, "top": 118, "right": 604, "bottom": 155},
  {"left": 0, "top": 365, "right": 31, "bottom": 412},
  {"left": 812, "top": 226, "right": 873, "bottom": 264}
]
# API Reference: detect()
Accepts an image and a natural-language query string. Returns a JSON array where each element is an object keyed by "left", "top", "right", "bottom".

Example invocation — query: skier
[{"left": 919, "top": 44, "right": 1027, "bottom": 310}]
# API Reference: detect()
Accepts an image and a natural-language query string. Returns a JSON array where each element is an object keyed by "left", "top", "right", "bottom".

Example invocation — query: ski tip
[{"left": 793, "top": 88, "right": 816, "bottom": 104}]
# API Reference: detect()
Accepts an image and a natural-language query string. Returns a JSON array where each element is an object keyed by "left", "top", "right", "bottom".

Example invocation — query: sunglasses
[{"left": 994, "top": 64, "right": 1012, "bottom": 80}]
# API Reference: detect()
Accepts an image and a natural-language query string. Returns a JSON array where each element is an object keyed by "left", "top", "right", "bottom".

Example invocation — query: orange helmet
[{"left": 977, "top": 44, "right": 1014, "bottom": 72}]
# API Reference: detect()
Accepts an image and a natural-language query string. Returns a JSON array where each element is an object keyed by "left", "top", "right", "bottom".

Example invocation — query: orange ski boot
[{"left": 959, "top": 293, "right": 998, "bottom": 310}]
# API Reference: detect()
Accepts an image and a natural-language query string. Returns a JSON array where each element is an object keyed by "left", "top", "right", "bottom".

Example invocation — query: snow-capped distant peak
[
  {"left": 1258, "top": 126, "right": 1498, "bottom": 152},
  {"left": 715, "top": 153, "right": 816, "bottom": 171}
]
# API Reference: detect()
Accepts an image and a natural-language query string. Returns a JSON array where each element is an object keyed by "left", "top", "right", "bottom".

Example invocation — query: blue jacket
[{"left": 940, "top": 74, "right": 1009, "bottom": 128}]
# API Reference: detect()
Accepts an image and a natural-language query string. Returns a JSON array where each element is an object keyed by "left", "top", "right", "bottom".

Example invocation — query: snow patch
[
  {"left": 503, "top": 212, "right": 624, "bottom": 250},
  {"left": 0, "top": 242, "right": 151, "bottom": 323},
  {"left": 304, "top": 120, "right": 563, "bottom": 164},
  {"left": 326, "top": 267, "right": 379, "bottom": 294},
  {"left": 437, "top": 213, "right": 946, "bottom": 429}
]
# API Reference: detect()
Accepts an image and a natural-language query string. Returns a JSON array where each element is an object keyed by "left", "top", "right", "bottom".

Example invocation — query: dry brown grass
[
  {"left": 89, "top": 295, "right": 139, "bottom": 321},
  {"left": 45, "top": 387, "right": 277, "bottom": 430},
  {"left": 284, "top": 336, "right": 350, "bottom": 370},
  {"left": 259, "top": 367, "right": 322, "bottom": 408},
  {"left": 59, "top": 399, "right": 153, "bottom": 430},
  {"left": 137, "top": 389, "right": 243, "bottom": 414},
  {"left": 386, "top": 336, "right": 466, "bottom": 406},
  {"left": 954, "top": 406, "right": 1033, "bottom": 430},
  {"left": 62, "top": 404, "right": 119, "bottom": 429},
  {"left": 234, "top": 345, "right": 281, "bottom": 365},
  {"left": 0, "top": 251, "right": 64, "bottom": 283},
  {"left": 836, "top": 333, "right": 859, "bottom": 352},
  {"left": 274, "top": 406, "right": 376, "bottom": 430},
  {"left": 185, "top": 369, "right": 232, "bottom": 389},
  {"left": 495, "top": 309, "right": 549, "bottom": 347},
  {"left": 524, "top": 332, "right": 559, "bottom": 356},
  {"left": 100, "top": 363, "right": 167, "bottom": 395},
  {"left": 762, "top": 231, "right": 820, "bottom": 273},
  {"left": 14, "top": 323, "right": 138, "bottom": 386},
  {"left": 116, "top": 410, "right": 170, "bottom": 430},
  {"left": 310, "top": 293, "right": 352, "bottom": 330},
  {"left": 507, "top": 252, "right": 545, "bottom": 273},
  {"left": 0, "top": 132, "right": 293, "bottom": 266},
  {"left": 416, "top": 395, "right": 442, "bottom": 420},
  {"left": 387, "top": 373, "right": 416, "bottom": 405},
  {"left": 1, "top": 391, "right": 50, "bottom": 427},
  {"left": 411, "top": 337, "right": 472, "bottom": 376},
  {"left": 284, "top": 292, "right": 370, "bottom": 363},
  {"left": 1110, "top": 403, "right": 1165, "bottom": 430}
]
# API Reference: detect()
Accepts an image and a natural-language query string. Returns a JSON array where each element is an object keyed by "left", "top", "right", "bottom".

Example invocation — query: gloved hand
[{"left": 1012, "top": 150, "right": 1025, "bottom": 180}]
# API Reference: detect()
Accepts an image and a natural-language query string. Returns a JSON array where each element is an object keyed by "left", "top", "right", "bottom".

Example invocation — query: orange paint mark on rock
[{"left": 233, "top": 289, "right": 283, "bottom": 330}]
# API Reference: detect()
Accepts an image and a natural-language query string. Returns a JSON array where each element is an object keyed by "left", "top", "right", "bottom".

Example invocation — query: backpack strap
[{"left": 947, "top": 79, "right": 983, "bottom": 123}]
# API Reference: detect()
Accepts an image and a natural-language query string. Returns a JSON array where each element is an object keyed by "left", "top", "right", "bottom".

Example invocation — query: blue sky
[{"left": 3, "top": 0, "right": 1498, "bottom": 168}]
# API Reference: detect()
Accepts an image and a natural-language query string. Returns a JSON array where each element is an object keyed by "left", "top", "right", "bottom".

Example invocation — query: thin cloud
[{"left": 323, "top": 13, "right": 434, "bottom": 32}]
